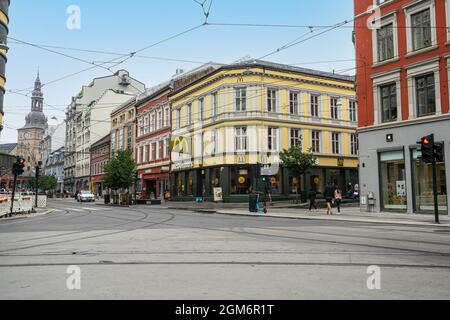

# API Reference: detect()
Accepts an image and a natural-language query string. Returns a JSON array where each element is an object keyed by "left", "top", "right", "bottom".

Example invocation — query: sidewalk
[
  {"left": 0, "top": 207, "right": 54, "bottom": 221},
  {"left": 165, "top": 201, "right": 450, "bottom": 227}
]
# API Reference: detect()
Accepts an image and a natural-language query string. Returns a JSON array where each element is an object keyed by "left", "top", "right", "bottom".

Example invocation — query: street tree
[
  {"left": 103, "top": 149, "right": 136, "bottom": 194},
  {"left": 25, "top": 175, "right": 57, "bottom": 192},
  {"left": 279, "top": 139, "right": 317, "bottom": 196}
]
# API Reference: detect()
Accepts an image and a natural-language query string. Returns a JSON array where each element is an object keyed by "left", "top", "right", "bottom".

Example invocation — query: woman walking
[
  {"left": 308, "top": 188, "right": 317, "bottom": 212},
  {"left": 334, "top": 186, "right": 343, "bottom": 214},
  {"left": 323, "top": 183, "right": 335, "bottom": 215}
]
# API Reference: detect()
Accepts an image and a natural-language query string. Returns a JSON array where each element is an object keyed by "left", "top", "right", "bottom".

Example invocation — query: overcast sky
[{"left": 1, "top": 0, "right": 355, "bottom": 144}]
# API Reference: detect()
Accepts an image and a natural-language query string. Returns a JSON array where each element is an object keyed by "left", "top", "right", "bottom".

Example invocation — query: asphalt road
[{"left": 0, "top": 198, "right": 449, "bottom": 299}]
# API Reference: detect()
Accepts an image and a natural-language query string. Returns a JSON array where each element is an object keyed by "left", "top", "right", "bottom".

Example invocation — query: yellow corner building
[{"left": 170, "top": 59, "right": 358, "bottom": 202}]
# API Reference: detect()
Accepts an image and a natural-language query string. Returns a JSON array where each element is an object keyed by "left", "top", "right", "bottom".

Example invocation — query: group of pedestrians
[{"left": 308, "top": 183, "right": 343, "bottom": 215}]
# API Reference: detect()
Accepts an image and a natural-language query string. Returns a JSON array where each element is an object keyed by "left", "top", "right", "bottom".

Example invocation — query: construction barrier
[{"left": 0, "top": 194, "right": 38, "bottom": 217}]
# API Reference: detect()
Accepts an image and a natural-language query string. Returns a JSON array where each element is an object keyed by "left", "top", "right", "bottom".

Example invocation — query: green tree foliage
[
  {"left": 279, "top": 141, "right": 317, "bottom": 193},
  {"left": 26, "top": 175, "right": 57, "bottom": 191},
  {"left": 103, "top": 149, "right": 136, "bottom": 192}
]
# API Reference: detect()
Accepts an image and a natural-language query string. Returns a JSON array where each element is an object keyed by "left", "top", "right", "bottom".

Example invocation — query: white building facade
[{"left": 64, "top": 70, "right": 145, "bottom": 193}]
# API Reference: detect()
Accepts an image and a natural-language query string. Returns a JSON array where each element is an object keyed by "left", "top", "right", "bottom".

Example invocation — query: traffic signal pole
[
  {"left": 9, "top": 170, "right": 18, "bottom": 216},
  {"left": 431, "top": 154, "right": 440, "bottom": 224},
  {"left": 35, "top": 164, "right": 40, "bottom": 208},
  {"left": 419, "top": 134, "right": 440, "bottom": 224}
]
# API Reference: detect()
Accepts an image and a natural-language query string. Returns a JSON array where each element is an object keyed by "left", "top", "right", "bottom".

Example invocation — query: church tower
[{"left": 16, "top": 72, "right": 48, "bottom": 176}]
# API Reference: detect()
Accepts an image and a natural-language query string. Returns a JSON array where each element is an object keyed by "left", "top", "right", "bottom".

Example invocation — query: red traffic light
[
  {"left": 421, "top": 137, "right": 431, "bottom": 145},
  {"left": 19, "top": 158, "right": 26, "bottom": 166}
]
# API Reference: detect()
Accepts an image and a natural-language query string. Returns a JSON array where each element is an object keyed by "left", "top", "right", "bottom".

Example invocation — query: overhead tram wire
[{"left": 7, "top": 22, "right": 207, "bottom": 95}]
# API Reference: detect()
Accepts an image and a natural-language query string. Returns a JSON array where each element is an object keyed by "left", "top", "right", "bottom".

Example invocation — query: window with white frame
[
  {"left": 164, "top": 107, "right": 170, "bottom": 127},
  {"left": 289, "top": 92, "right": 299, "bottom": 115},
  {"left": 138, "top": 117, "right": 143, "bottom": 137},
  {"left": 164, "top": 138, "right": 170, "bottom": 158},
  {"left": 405, "top": 1, "right": 436, "bottom": 54},
  {"left": 330, "top": 97, "right": 339, "bottom": 119},
  {"left": 211, "top": 92, "right": 218, "bottom": 117},
  {"left": 331, "top": 132, "right": 340, "bottom": 154},
  {"left": 380, "top": 82, "right": 398, "bottom": 122},
  {"left": 143, "top": 114, "right": 149, "bottom": 135},
  {"left": 311, "top": 130, "right": 321, "bottom": 153},
  {"left": 210, "top": 129, "right": 217, "bottom": 155},
  {"left": 157, "top": 141, "right": 162, "bottom": 160},
  {"left": 406, "top": 58, "right": 441, "bottom": 119},
  {"left": 235, "top": 88, "right": 247, "bottom": 112},
  {"left": 150, "top": 143, "right": 155, "bottom": 161},
  {"left": 349, "top": 100, "right": 357, "bottom": 122},
  {"left": 177, "top": 109, "right": 181, "bottom": 129},
  {"left": 268, "top": 127, "right": 278, "bottom": 151},
  {"left": 157, "top": 110, "right": 162, "bottom": 130},
  {"left": 118, "top": 128, "right": 123, "bottom": 151},
  {"left": 416, "top": 73, "right": 436, "bottom": 117},
  {"left": 187, "top": 104, "right": 192, "bottom": 125},
  {"left": 377, "top": 23, "right": 394, "bottom": 62},
  {"left": 310, "top": 94, "right": 319, "bottom": 117},
  {"left": 199, "top": 98, "right": 205, "bottom": 120},
  {"left": 150, "top": 113, "right": 155, "bottom": 132},
  {"left": 144, "top": 144, "right": 148, "bottom": 162},
  {"left": 267, "top": 89, "right": 278, "bottom": 113},
  {"left": 411, "top": 9, "right": 432, "bottom": 51},
  {"left": 373, "top": 11, "right": 398, "bottom": 65},
  {"left": 235, "top": 126, "right": 247, "bottom": 151},
  {"left": 290, "top": 129, "right": 302, "bottom": 148},
  {"left": 350, "top": 134, "right": 358, "bottom": 156}
]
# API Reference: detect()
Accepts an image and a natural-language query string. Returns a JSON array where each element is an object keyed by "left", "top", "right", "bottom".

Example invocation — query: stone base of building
[{"left": 358, "top": 116, "right": 450, "bottom": 215}]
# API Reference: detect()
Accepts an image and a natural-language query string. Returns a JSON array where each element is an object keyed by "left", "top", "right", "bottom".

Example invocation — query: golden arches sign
[{"left": 170, "top": 136, "right": 190, "bottom": 154}]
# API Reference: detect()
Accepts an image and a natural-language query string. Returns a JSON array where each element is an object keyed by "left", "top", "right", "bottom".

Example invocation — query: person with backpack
[{"left": 334, "top": 186, "right": 343, "bottom": 214}]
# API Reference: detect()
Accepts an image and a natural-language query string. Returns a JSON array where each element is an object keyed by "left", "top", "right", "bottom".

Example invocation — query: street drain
[{"left": 99, "top": 260, "right": 115, "bottom": 264}]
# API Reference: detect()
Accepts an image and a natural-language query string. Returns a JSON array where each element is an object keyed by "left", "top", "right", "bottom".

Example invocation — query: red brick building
[
  {"left": 90, "top": 134, "right": 110, "bottom": 196},
  {"left": 354, "top": 0, "right": 450, "bottom": 214},
  {"left": 135, "top": 83, "right": 172, "bottom": 201}
]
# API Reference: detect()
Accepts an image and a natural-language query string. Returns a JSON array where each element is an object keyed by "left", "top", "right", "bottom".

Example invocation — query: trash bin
[
  {"left": 104, "top": 194, "right": 110, "bottom": 204},
  {"left": 249, "top": 193, "right": 259, "bottom": 213}
]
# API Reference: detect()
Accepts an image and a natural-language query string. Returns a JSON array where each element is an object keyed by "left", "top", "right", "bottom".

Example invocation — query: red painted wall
[{"left": 355, "top": 0, "right": 450, "bottom": 128}]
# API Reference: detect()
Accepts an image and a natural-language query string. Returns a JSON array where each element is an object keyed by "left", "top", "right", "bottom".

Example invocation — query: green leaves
[
  {"left": 26, "top": 175, "right": 57, "bottom": 191},
  {"left": 279, "top": 143, "right": 317, "bottom": 177},
  {"left": 103, "top": 149, "right": 136, "bottom": 191}
]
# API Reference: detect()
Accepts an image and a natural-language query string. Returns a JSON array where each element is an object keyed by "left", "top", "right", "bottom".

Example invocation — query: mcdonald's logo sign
[{"left": 171, "top": 136, "right": 191, "bottom": 154}]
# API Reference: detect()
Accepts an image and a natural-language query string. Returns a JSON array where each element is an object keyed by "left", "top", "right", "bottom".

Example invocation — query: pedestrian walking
[
  {"left": 308, "top": 188, "right": 317, "bottom": 211},
  {"left": 323, "top": 183, "right": 335, "bottom": 215},
  {"left": 334, "top": 186, "right": 343, "bottom": 214}
]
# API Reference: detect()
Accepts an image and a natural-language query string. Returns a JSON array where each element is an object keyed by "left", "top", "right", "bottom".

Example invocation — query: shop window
[
  {"left": 187, "top": 171, "right": 194, "bottom": 196},
  {"left": 231, "top": 166, "right": 251, "bottom": 195},
  {"left": 412, "top": 149, "right": 447, "bottom": 213},
  {"left": 211, "top": 168, "right": 221, "bottom": 188},
  {"left": 268, "top": 173, "right": 282, "bottom": 194},
  {"left": 379, "top": 150, "right": 407, "bottom": 211}
]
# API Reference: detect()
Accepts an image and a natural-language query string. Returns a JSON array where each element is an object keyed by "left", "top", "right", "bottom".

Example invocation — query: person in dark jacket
[
  {"left": 323, "top": 183, "right": 335, "bottom": 215},
  {"left": 308, "top": 188, "right": 317, "bottom": 211}
]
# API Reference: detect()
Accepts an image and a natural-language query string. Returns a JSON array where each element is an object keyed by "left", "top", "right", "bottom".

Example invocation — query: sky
[{"left": 1, "top": 0, "right": 356, "bottom": 144}]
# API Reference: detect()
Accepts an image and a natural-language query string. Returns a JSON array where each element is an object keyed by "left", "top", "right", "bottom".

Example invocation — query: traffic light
[
  {"left": 434, "top": 142, "right": 444, "bottom": 162},
  {"left": 419, "top": 134, "right": 434, "bottom": 164},
  {"left": 12, "top": 158, "right": 26, "bottom": 176}
]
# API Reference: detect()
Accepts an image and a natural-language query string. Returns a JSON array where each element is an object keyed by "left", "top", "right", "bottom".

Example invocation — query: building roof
[
  {"left": 229, "top": 58, "right": 355, "bottom": 82},
  {"left": 90, "top": 134, "right": 111, "bottom": 150},
  {"left": 0, "top": 143, "right": 17, "bottom": 154},
  {"left": 170, "top": 58, "right": 354, "bottom": 96}
]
